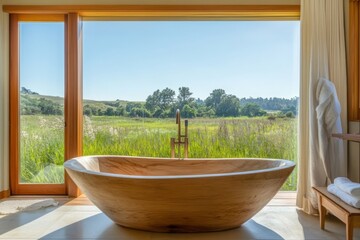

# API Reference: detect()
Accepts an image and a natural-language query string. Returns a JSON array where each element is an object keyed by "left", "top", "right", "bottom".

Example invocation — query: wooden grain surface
[
  {"left": 348, "top": 0, "right": 360, "bottom": 121},
  {"left": 65, "top": 156, "right": 295, "bottom": 232},
  {"left": 3, "top": 5, "right": 300, "bottom": 19},
  {"left": 1, "top": 191, "right": 296, "bottom": 207},
  {"left": 332, "top": 133, "right": 360, "bottom": 143},
  {"left": 313, "top": 186, "right": 360, "bottom": 240},
  {"left": 64, "top": 13, "right": 83, "bottom": 197},
  {"left": 313, "top": 187, "right": 360, "bottom": 215}
]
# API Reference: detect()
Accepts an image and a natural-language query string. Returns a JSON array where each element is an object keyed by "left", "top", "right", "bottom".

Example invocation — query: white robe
[{"left": 314, "top": 77, "right": 346, "bottom": 182}]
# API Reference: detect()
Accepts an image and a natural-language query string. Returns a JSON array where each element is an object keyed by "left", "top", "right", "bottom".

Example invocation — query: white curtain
[{"left": 297, "top": 0, "right": 348, "bottom": 214}]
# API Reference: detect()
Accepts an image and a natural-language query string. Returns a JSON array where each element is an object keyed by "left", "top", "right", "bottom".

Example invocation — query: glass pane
[
  {"left": 19, "top": 22, "right": 65, "bottom": 184},
  {"left": 82, "top": 21, "right": 299, "bottom": 190}
]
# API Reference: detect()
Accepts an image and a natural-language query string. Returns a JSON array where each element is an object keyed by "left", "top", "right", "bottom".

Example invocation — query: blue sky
[
  {"left": 20, "top": 21, "right": 300, "bottom": 101},
  {"left": 20, "top": 22, "right": 65, "bottom": 97}
]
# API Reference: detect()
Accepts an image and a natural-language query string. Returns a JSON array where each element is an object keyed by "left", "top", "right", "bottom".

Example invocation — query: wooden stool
[{"left": 313, "top": 187, "right": 360, "bottom": 240}]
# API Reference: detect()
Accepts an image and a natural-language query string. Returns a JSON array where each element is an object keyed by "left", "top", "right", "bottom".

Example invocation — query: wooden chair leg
[
  {"left": 346, "top": 216, "right": 353, "bottom": 240},
  {"left": 317, "top": 194, "right": 326, "bottom": 229}
]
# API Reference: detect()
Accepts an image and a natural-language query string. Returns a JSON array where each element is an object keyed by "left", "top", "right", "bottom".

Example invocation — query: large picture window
[
  {"left": 7, "top": 5, "right": 300, "bottom": 195},
  {"left": 82, "top": 21, "right": 300, "bottom": 190}
]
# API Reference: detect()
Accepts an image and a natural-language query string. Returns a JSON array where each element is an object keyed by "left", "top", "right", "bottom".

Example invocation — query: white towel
[
  {"left": 334, "top": 177, "right": 360, "bottom": 197},
  {"left": 327, "top": 184, "right": 360, "bottom": 208}
]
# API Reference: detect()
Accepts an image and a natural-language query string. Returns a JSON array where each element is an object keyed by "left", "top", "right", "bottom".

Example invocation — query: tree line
[{"left": 20, "top": 87, "right": 298, "bottom": 118}]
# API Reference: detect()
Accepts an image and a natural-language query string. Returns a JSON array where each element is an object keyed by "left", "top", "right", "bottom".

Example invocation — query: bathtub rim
[{"left": 64, "top": 155, "right": 296, "bottom": 180}]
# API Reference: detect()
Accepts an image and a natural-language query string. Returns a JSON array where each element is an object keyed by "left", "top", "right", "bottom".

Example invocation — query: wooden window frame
[
  {"left": 9, "top": 14, "right": 83, "bottom": 196},
  {"left": 5, "top": 5, "right": 300, "bottom": 196},
  {"left": 9, "top": 14, "right": 67, "bottom": 195},
  {"left": 3, "top": 5, "right": 300, "bottom": 19},
  {"left": 349, "top": 0, "right": 360, "bottom": 121},
  {"left": 65, "top": 13, "right": 83, "bottom": 197}
]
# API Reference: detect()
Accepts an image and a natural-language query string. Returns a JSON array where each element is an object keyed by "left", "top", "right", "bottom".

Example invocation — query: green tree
[
  {"left": 182, "top": 104, "right": 196, "bottom": 118},
  {"left": 97, "top": 109, "right": 104, "bottom": 116},
  {"left": 38, "top": 98, "right": 62, "bottom": 115},
  {"left": 20, "top": 95, "right": 41, "bottom": 115},
  {"left": 281, "top": 105, "right": 297, "bottom": 116},
  {"left": 145, "top": 88, "right": 175, "bottom": 114},
  {"left": 90, "top": 106, "right": 100, "bottom": 116},
  {"left": 216, "top": 95, "right": 240, "bottom": 117},
  {"left": 203, "top": 108, "right": 216, "bottom": 118},
  {"left": 177, "top": 87, "right": 194, "bottom": 109},
  {"left": 129, "top": 107, "right": 151, "bottom": 118},
  {"left": 159, "top": 88, "right": 175, "bottom": 110},
  {"left": 115, "top": 106, "right": 125, "bottom": 116},
  {"left": 285, "top": 111, "right": 295, "bottom": 118},
  {"left": 126, "top": 102, "right": 142, "bottom": 113},
  {"left": 83, "top": 105, "right": 93, "bottom": 116},
  {"left": 105, "top": 107, "right": 115, "bottom": 116},
  {"left": 205, "top": 89, "right": 226, "bottom": 110},
  {"left": 152, "top": 107, "right": 163, "bottom": 118},
  {"left": 145, "top": 89, "right": 161, "bottom": 112},
  {"left": 161, "top": 109, "right": 174, "bottom": 118},
  {"left": 240, "top": 103, "right": 266, "bottom": 117}
]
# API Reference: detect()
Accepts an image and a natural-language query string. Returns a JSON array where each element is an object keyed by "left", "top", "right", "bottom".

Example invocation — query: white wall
[{"left": 0, "top": 0, "right": 9, "bottom": 193}]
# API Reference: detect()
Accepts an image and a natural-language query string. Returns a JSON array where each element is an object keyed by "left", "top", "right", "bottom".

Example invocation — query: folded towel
[
  {"left": 334, "top": 177, "right": 360, "bottom": 197},
  {"left": 327, "top": 184, "right": 360, "bottom": 208}
]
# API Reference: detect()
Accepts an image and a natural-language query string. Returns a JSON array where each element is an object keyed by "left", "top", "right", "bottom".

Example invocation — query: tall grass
[
  {"left": 20, "top": 115, "right": 298, "bottom": 190},
  {"left": 83, "top": 116, "right": 298, "bottom": 190},
  {"left": 20, "top": 115, "right": 65, "bottom": 183}
]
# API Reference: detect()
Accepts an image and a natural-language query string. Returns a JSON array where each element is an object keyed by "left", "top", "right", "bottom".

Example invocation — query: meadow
[{"left": 20, "top": 115, "right": 298, "bottom": 190}]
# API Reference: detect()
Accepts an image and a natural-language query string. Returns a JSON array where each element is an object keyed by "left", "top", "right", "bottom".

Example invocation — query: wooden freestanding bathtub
[{"left": 64, "top": 156, "right": 295, "bottom": 233}]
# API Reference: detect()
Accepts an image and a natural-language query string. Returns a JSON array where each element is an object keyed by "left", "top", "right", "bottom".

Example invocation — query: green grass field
[{"left": 20, "top": 115, "right": 298, "bottom": 190}]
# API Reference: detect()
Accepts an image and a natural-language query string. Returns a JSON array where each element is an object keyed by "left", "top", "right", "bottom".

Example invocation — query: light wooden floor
[{"left": 0, "top": 192, "right": 359, "bottom": 240}]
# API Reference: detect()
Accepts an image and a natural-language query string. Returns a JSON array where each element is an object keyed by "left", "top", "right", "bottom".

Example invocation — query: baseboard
[{"left": 0, "top": 189, "right": 10, "bottom": 199}]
